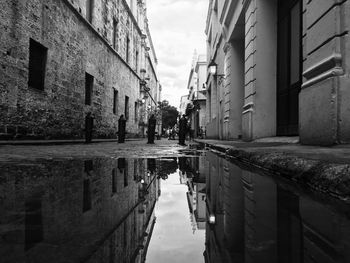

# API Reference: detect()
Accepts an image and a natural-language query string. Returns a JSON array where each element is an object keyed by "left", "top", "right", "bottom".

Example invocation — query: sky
[{"left": 147, "top": 0, "right": 208, "bottom": 109}]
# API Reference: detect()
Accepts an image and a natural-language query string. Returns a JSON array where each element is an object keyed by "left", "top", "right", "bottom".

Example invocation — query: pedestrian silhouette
[
  {"left": 85, "top": 112, "right": 94, "bottom": 143},
  {"left": 147, "top": 114, "right": 156, "bottom": 144},
  {"left": 118, "top": 115, "right": 126, "bottom": 143},
  {"left": 178, "top": 114, "right": 187, "bottom": 146}
]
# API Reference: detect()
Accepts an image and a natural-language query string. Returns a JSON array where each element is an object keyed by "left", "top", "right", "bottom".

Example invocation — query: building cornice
[{"left": 121, "top": 0, "right": 143, "bottom": 35}]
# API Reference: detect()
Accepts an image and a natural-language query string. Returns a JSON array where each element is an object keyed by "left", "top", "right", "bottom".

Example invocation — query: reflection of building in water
[
  {"left": 204, "top": 152, "right": 245, "bottom": 263},
  {"left": 204, "top": 152, "right": 350, "bottom": 263},
  {"left": 180, "top": 157, "right": 207, "bottom": 231},
  {"left": 0, "top": 158, "right": 160, "bottom": 263}
]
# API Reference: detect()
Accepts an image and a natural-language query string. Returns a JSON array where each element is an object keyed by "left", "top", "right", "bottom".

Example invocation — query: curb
[{"left": 198, "top": 141, "right": 350, "bottom": 201}]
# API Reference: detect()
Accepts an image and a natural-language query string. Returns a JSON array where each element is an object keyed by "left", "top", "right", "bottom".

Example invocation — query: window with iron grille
[
  {"left": 28, "top": 39, "right": 47, "bottom": 91},
  {"left": 125, "top": 96, "right": 129, "bottom": 120},
  {"left": 85, "top": 73, "right": 94, "bottom": 105},
  {"left": 113, "top": 89, "right": 118, "bottom": 114}
]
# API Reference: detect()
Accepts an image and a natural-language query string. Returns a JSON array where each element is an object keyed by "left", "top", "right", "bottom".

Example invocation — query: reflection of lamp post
[{"left": 209, "top": 214, "right": 216, "bottom": 225}]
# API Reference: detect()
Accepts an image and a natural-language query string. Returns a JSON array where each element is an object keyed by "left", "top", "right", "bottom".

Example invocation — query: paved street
[{"left": 0, "top": 139, "right": 202, "bottom": 163}]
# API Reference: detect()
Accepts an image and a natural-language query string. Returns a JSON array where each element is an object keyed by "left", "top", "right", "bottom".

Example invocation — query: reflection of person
[
  {"left": 118, "top": 115, "right": 126, "bottom": 143},
  {"left": 85, "top": 112, "right": 94, "bottom": 143},
  {"left": 118, "top": 158, "right": 126, "bottom": 172},
  {"left": 189, "top": 128, "right": 194, "bottom": 141},
  {"left": 198, "top": 126, "right": 204, "bottom": 139},
  {"left": 178, "top": 157, "right": 190, "bottom": 175},
  {"left": 178, "top": 115, "right": 187, "bottom": 146},
  {"left": 147, "top": 114, "right": 156, "bottom": 144}
]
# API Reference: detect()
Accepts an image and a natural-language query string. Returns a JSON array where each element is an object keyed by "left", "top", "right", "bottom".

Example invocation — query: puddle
[{"left": 1, "top": 153, "right": 350, "bottom": 263}]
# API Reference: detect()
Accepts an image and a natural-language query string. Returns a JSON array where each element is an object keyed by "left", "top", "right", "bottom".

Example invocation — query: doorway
[{"left": 277, "top": 0, "right": 302, "bottom": 135}]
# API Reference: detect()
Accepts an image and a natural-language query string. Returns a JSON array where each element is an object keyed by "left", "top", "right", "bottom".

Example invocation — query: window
[
  {"left": 25, "top": 198, "right": 43, "bottom": 250},
  {"left": 125, "top": 96, "right": 129, "bottom": 120},
  {"left": 124, "top": 162, "right": 128, "bottom": 187},
  {"left": 135, "top": 50, "right": 139, "bottom": 72},
  {"left": 126, "top": 37, "right": 130, "bottom": 63},
  {"left": 86, "top": 0, "right": 94, "bottom": 23},
  {"left": 112, "top": 168, "right": 117, "bottom": 194},
  {"left": 28, "top": 39, "right": 47, "bottom": 91},
  {"left": 134, "top": 101, "right": 138, "bottom": 122},
  {"left": 83, "top": 179, "right": 92, "bottom": 212},
  {"left": 113, "top": 89, "right": 118, "bottom": 115},
  {"left": 133, "top": 159, "right": 138, "bottom": 181},
  {"left": 113, "top": 18, "right": 118, "bottom": 50},
  {"left": 85, "top": 73, "right": 93, "bottom": 105}
]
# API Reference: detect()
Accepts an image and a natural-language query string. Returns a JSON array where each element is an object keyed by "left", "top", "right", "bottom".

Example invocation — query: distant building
[
  {"left": 0, "top": 0, "right": 159, "bottom": 140},
  {"left": 186, "top": 52, "right": 207, "bottom": 138},
  {"left": 205, "top": 0, "right": 350, "bottom": 145},
  {"left": 179, "top": 95, "right": 189, "bottom": 117}
]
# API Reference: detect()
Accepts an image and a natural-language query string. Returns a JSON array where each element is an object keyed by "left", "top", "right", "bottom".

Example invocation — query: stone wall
[{"left": 0, "top": 0, "right": 145, "bottom": 139}]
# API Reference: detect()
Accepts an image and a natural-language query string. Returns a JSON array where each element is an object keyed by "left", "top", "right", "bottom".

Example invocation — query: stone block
[
  {"left": 304, "top": 36, "right": 342, "bottom": 73},
  {"left": 338, "top": 76, "right": 350, "bottom": 143},
  {"left": 306, "top": 6, "right": 343, "bottom": 54},
  {"left": 300, "top": 77, "right": 338, "bottom": 145},
  {"left": 306, "top": 0, "right": 340, "bottom": 28}
]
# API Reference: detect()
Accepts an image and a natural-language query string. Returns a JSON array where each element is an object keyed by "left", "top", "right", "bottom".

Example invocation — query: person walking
[
  {"left": 118, "top": 114, "right": 126, "bottom": 143},
  {"left": 178, "top": 114, "right": 187, "bottom": 146},
  {"left": 147, "top": 114, "right": 156, "bottom": 144},
  {"left": 85, "top": 112, "right": 94, "bottom": 143}
]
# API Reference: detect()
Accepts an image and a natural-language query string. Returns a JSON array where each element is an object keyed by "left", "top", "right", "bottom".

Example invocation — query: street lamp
[
  {"left": 208, "top": 60, "right": 225, "bottom": 85},
  {"left": 208, "top": 60, "right": 218, "bottom": 75}
]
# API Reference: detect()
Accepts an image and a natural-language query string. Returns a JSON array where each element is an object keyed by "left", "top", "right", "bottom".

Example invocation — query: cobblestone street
[{"left": 0, "top": 139, "right": 202, "bottom": 163}]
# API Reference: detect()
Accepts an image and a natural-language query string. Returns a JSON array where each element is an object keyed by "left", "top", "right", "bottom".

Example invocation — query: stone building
[
  {"left": 179, "top": 94, "right": 189, "bottom": 116},
  {"left": 0, "top": 0, "right": 160, "bottom": 140},
  {"left": 186, "top": 53, "right": 207, "bottom": 138},
  {"left": 205, "top": 0, "right": 350, "bottom": 145},
  {"left": 138, "top": 24, "right": 162, "bottom": 137}
]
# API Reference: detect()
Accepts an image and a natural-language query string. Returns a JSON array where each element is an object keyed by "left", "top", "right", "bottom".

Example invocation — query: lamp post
[{"left": 208, "top": 60, "right": 225, "bottom": 85}]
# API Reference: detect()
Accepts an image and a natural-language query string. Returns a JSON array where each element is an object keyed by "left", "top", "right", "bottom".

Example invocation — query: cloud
[{"left": 148, "top": 0, "right": 207, "bottom": 109}]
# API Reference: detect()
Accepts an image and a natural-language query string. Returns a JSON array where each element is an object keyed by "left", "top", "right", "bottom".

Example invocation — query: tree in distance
[{"left": 159, "top": 100, "right": 179, "bottom": 129}]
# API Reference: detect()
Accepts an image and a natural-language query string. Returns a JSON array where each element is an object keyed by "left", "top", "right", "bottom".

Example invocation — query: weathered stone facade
[
  {"left": 0, "top": 0, "right": 159, "bottom": 139},
  {"left": 205, "top": 0, "right": 350, "bottom": 145}
]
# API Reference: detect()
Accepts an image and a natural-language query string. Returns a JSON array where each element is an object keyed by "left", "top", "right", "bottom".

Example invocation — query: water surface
[{"left": 1, "top": 152, "right": 350, "bottom": 263}]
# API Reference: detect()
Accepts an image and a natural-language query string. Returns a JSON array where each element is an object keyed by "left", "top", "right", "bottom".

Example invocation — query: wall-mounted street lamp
[
  {"left": 208, "top": 60, "right": 225, "bottom": 85},
  {"left": 140, "top": 68, "right": 156, "bottom": 105}
]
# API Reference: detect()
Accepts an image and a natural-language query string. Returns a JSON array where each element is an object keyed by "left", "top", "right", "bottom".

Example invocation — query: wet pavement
[
  {"left": 1, "top": 139, "right": 350, "bottom": 262},
  {"left": 0, "top": 139, "right": 201, "bottom": 162}
]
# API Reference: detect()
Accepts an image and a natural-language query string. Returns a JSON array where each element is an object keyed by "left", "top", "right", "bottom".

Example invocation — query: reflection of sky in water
[{"left": 146, "top": 170, "right": 205, "bottom": 263}]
